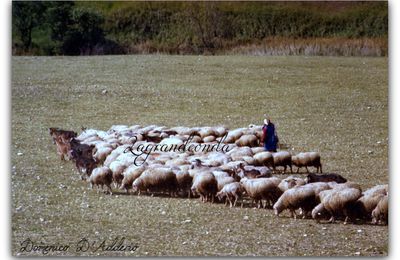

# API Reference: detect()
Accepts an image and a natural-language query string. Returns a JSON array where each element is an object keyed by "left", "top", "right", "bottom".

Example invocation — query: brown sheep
[
  {"left": 306, "top": 173, "right": 346, "bottom": 183},
  {"left": 132, "top": 168, "right": 178, "bottom": 196},
  {"left": 292, "top": 152, "right": 322, "bottom": 173},
  {"left": 253, "top": 152, "right": 275, "bottom": 169},
  {"left": 273, "top": 186, "right": 319, "bottom": 219},
  {"left": 119, "top": 164, "right": 147, "bottom": 193},
  {"left": 312, "top": 188, "right": 362, "bottom": 224},
  {"left": 235, "top": 134, "right": 259, "bottom": 147},
  {"left": 89, "top": 166, "right": 113, "bottom": 194},
  {"left": 363, "top": 184, "right": 388, "bottom": 197},
  {"left": 372, "top": 195, "right": 388, "bottom": 225},
  {"left": 174, "top": 170, "right": 193, "bottom": 198},
  {"left": 272, "top": 151, "right": 292, "bottom": 173},
  {"left": 240, "top": 177, "right": 282, "bottom": 209},
  {"left": 191, "top": 172, "right": 218, "bottom": 203},
  {"left": 348, "top": 194, "right": 385, "bottom": 222}
]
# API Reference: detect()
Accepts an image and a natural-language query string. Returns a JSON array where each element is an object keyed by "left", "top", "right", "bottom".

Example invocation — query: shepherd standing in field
[{"left": 262, "top": 117, "right": 279, "bottom": 152}]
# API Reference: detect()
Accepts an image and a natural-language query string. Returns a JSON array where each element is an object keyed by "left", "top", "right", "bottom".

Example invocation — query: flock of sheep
[{"left": 49, "top": 124, "right": 388, "bottom": 225}]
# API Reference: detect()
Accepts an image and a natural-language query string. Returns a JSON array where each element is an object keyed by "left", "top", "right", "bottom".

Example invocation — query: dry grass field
[{"left": 11, "top": 55, "right": 388, "bottom": 256}]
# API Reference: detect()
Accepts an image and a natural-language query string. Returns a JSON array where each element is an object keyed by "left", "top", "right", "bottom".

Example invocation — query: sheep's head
[
  {"left": 216, "top": 191, "right": 224, "bottom": 200},
  {"left": 273, "top": 205, "right": 281, "bottom": 216},
  {"left": 305, "top": 174, "right": 314, "bottom": 184},
  {"left": 190, "top": 186, "right": 198, "bottom": 196},
  {"left": 291, "top": 156, "right": 298, "bottom": 165}
]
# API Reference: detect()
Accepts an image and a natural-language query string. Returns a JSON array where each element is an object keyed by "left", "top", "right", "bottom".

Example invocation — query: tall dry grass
[{"left": 223, "top": 37, "right": 387, "bottom": 56}]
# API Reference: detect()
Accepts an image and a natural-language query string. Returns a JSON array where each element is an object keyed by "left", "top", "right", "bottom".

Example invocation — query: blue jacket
[{"left": 262, "top": 123, "right": 278, "bottom": 152}]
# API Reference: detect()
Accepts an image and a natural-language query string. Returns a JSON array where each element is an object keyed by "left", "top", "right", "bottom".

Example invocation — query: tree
[{"left": 12, "top": 1, "right": 46, "bottom": 51}]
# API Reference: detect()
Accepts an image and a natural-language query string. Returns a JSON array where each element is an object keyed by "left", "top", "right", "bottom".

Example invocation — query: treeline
[{"left": 12, "top": 1, "right": 388, "bottom": 56}]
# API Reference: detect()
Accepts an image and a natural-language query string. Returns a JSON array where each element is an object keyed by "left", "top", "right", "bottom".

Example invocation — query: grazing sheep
[
  {"left": 213, "top": 126, "right": 228, "bottom": 137},
  {"left": 215, "top": 175, "right": 236, "bottom": 191},
  {"left": 224, "top": 128, "right": 245, "bottom": 143},
  {"left": 363, "top": 184, "right": 388, "bottom": 197},
  {"left": 235, "top": 163, "right": 272, "bottom": 179},
  {"left": 174, "top": 170, "right": 193, "bottom": 198},
  {"left": 273, "top": 186, "right": 318, "bottom": 219},
  {"left": 278, "top": 176, "right": 306, "bottom": 192},
  {"left": 89, "top": 166, "right": 113, "bottom": 194},
  {"left": 240, "top": 177, "right": 282, "bottom": 209},
  {"left": 235, "top": 134, "right": 259, "bottom": 147},
  {"left": 93, "top": 146, "right": 114, "bottom": 164},
  {"left": 306, "top": 173, "right": 346, "bottom": 183},
  {"left": 103, "top": 144, "right": 131, "bottom": 167},
  {"left": 242, "top": 156, "right": 256, "bottom": 165},
  {"left": 216, "top": 182, "right": 244, "bottom": 207},
  {"left": 292, "top": 152, "right": 322, "bottom": 173},
  {"left": 348, "top": 194, "right": 385, "bottom": 222},
  {"left": 327, "top": 181, "right": 361, "bottom": 191},
  {"left": 109, "top": 161, "right": 128, "bottom": 188},
  {"left": 312, "top": 188, "right": 362, "bottom": 224},
  {"left": 191, "top": 172, "right": 218, "bottom": 203},
  {"left": 302, "top": 182, "right": 332, "bottom": 197},
  {"left": 251, "top": 147, "right": 266, "bottom": 155},
  {"left": 272, "top": 151, "right": 292, "bottom": 173},
  {"left": 203, "top": 135, "right": 216, "bottom": 143},
  {"left": 120, "top": 164, "right": 147, "bottom": 192},
  {"left": 198, "top": 127, "right": 218, "bottom": 138},
  {"left": 372, "top": 195, "right": 388, "bottom": 225},
  {"left": 253, "top": 152, "right": 275, "bottom": 169},
  {"left": 132, "top": 168, "right": 178, "bottom": 196},
  {"left": 228, "top": 147, "right": 253, "bottom": 161}
]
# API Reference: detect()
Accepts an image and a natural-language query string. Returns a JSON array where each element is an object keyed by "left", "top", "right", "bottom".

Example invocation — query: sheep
[
  {"left": 213, "top": 126, "right": 228, "bottom": 137},
  {"left": 198, "top": 127, "right": 218, "bottom": 138},
  {"left": 89, "top": 166, "right": 113, "bottom": 194},
  {"left": 272, "top": 151, "right": 292, "bottom": 173},
  {"left": 327, "top": 181, "right": 361, "bottom": 191},
  {"left": 224, "top": 128, "right": 245, "bottom": 143},
  {"left": 49, "top": 128, "right": 77, "bottom": 144},
  {"left": 278, "top": 176, "right": 306, "bottom": 192},
  {"left": 203, "top": 135, "right": 216, "bottom": 143},
  {"left": 203, "top": 152, "right": 230, "bottom": 167},
  {"left": 292, "top": 152, "right": 322, "bottom": 173},
  {"left": 239, "top": 177, "right": 282, "bottom": 209},
  {"left": 235, "top": 134, "right": 259, "bottom": 147},
  {"left": 93, "top": 146, "right": 114, "bottom": 164},
  {"left": 251, "top": 147, "right": 265, "bottom": 155},
  {"left": 165, "top": 157, "right": 188, "bottom": 167},
  {"left": 191, "top": 172, "right": 218, "bottom": 203},
  {"left": 109, "top": 161, "right": 128, "bottom": 188},
  {"left": 273, "top": 186, "right": 319, "bottom": 219},
  {"left": 132, "top": 168, "right": 178, "bottom": 196},
  {"left": 216, "top": 182, "right": 244, "bottom": 207},
  {"left": 306, "top": 173, "right": 346, "bottom": 183},
  {"left": 174, "top": 170, "right": 193, "bottom": 198},
  {"left": 348, "top": 194, "right": 385, "bottom": 222},
  {"left": 371, "top": 195, "right": 388, "bottom": 225},
  {"left": 234, "top": 163, "right": 272, "bottom": 179},
  {"left": 312, "top": 188, "right": 362, "bottom": 224},
  {"left": 119, "top": 164, "right": 148, "bottom": 193},
  {"left": 363, "top": 184, "right": 388, "bottom": 197},
  {"left": 253, "top": 152, "right": 275, "bottom": 169},
  {"left": 242, "top": 156, "right": 256, "bottom": 165},
  {"left": 228, "top": 147, "right": 253, "bottom": 161},
  {"left": 103, "top": 144, "right": 131, "bottom": 167},
  {"left": 53, "top": 136, "right": 71, "bottom": 161},
  {"left": 215, "top": 175, "right": 236, "bottom": 191},
  {"left": 302, "top": 182, "right": 332, "bottom": 197}
]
